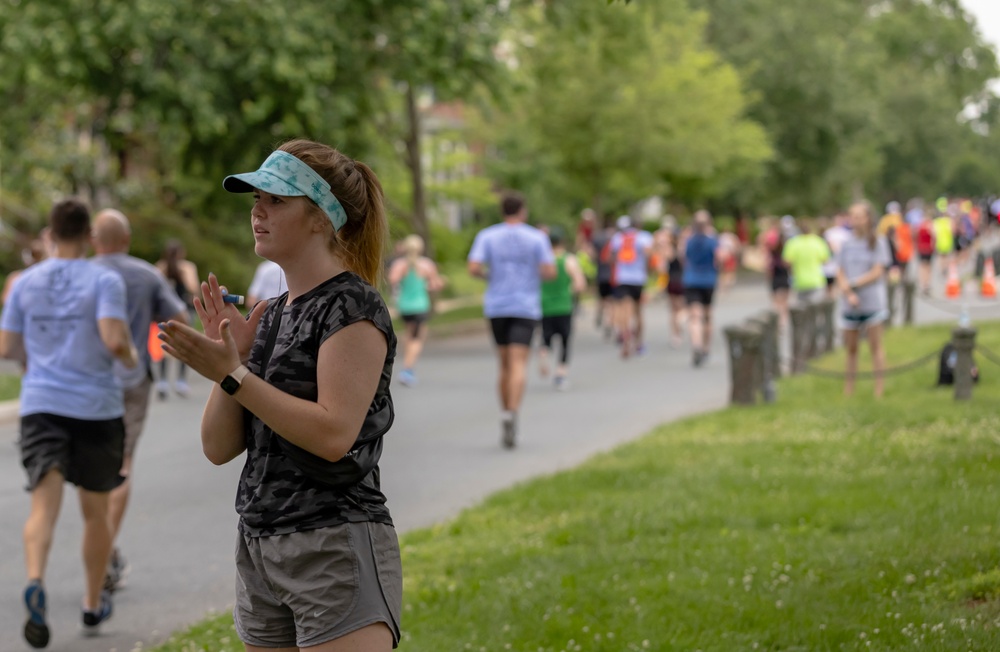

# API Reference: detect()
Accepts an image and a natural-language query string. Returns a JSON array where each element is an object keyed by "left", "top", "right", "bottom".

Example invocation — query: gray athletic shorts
[
  {"left": 234, "top": 521, "right": 402, "bottom": 649},
  {"left": 122, "top": 375, "right": 152, "bottom": 460}
]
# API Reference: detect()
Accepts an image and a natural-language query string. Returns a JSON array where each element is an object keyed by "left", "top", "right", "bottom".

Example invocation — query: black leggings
[{"left": 541, "top": 314, "right": 573, "bottom": 364}]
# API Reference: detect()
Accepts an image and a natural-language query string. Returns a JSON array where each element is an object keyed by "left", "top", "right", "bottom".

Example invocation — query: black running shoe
[
  {"left": 501, "top": 416, "right": 517, "bottom": 449},
  {"left": 23, "top": 580, "right": 50, "bottom": 649},
  {"left": 82, "top": 590, "right": 113, "bottom": 636}
]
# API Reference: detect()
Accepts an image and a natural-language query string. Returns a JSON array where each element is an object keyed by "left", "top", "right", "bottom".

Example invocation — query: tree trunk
[{"left": 404, "top": 83, "right": 433, "bottom": 257}]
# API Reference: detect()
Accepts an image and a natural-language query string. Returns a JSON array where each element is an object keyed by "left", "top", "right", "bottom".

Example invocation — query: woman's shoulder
[{"left": 322, "top": 272, "right": 390, "bottom": 314}]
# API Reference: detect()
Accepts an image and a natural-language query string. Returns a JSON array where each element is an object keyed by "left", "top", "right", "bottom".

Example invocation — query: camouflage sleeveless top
[{"left": 237, "top": 272, "right": 396, "bottom": 536}]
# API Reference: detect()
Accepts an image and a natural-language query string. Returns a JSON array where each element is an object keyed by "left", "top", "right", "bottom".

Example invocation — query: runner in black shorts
[
  {"left": 468, "top": 192, "right": 556, "bottom": 448},
  {"left": 1, "top": 199, "right": 139, "bottom": 647}
]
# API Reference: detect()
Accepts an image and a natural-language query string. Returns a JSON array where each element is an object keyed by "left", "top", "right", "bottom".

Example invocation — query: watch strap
[{"left": 228, "top": 364, "right": 251, "bottom": 384}]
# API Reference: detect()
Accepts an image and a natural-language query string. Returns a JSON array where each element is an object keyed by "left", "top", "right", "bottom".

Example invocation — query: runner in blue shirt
[
  {"left": 1, "top": 199, "right": 138, "bottom": 646},
  {"left": 608, "top": 216, "right": 655, "bottom": 358},
  {"left": 682, "top": 210, "right": 723, "bottom": 367},
  {"left": 467, "top": 192, "right": 556, "bottom": 448}
]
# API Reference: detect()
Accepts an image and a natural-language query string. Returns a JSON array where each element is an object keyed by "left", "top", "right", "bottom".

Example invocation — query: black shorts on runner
[
  {"left": 684, "top": 287, "right": 715, "bottom": 307},
  {"left": 825, "top": 276, "right": 836, "bottom": 288},
  {"left": 490, "top": 317, "right": 537, "bottom": 347},
  {"left": 919, "top": 252, "right": 934, "bottom": 263},
  {"left": 20, "top": 413, "right": 125, "bottom": 492},
  {"left": 613, "top": 284, "right": 644, "bottom": 302},
  {"left": 401, "top": 313, "right": 428, "bottom": 326},
  {"left": 771, "top": 269, "right": 791, "bottom": 292},
  {"left": 597, "top": 281, "right": 614, "bottom": 299}
]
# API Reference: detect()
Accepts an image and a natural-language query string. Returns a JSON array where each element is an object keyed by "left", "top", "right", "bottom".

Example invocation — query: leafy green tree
[{"left": 484, "top": 1, "right": 770, "bottom": 221}]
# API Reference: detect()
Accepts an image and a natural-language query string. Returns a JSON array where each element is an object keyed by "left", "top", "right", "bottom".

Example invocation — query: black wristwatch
[{"left": 220, "top": 365, "right": 251, "bottom": 395}]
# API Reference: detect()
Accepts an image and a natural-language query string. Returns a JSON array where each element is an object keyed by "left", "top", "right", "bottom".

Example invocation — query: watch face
[{"left": 221, "top": 375, "right": 240, "bottom": 395}]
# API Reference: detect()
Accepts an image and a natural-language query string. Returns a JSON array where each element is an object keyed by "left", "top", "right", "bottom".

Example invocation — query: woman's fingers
[{"left": 207, "top": 273, "right": 227, "bottom": 314}]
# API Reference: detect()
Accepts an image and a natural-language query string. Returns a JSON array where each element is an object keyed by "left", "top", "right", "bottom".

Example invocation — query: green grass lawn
[{"left": 152, "top": 320, "right": 1000, "bottom": 651}]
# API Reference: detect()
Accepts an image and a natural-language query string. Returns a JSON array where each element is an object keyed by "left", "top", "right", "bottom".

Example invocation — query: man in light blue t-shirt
[
  {"left": 93, "top": 209, "right": 189, "bottom": 593},
  {"left": 468, "top": 191, "right": 555, "bottom": 448},
  {"left": 0, "top": 199, "right": 138, "bottom": 646}
]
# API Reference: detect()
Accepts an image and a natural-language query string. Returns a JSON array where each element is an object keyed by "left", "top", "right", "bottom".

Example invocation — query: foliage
[
  {"left": 483, "top": 0, "right": 771, "bottom": 221},
  {"left": 695, "top": 0, "right": 1000, "bottom": 213}
]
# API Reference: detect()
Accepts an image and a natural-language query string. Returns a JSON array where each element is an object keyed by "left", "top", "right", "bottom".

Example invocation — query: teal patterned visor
[{"left": 223, "top": 150, "right": 348, "bottom": 231}]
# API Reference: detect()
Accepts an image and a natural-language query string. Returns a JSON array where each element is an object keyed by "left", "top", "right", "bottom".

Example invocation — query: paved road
[{"left": 0, "top": 276, "right": 981, "bottom": 651}]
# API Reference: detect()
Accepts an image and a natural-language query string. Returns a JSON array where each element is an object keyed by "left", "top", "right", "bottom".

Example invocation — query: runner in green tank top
[
  {"left": 387, "top": 235, "right": 444, "bottom": 386},
  {"left": 539, "top": 231, "right": 586, "bottom": 390}
]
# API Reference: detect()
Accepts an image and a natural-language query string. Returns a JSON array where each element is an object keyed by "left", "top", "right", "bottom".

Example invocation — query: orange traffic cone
[
  {"left": 945, "top": 261, "right": 961, "bottom": 299},
  {"left": 982, "top": 257, "right": 997, "bottom": 298}
]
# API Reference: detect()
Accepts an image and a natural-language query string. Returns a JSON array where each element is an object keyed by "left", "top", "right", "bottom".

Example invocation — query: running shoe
[
  {"left": 174, "top": 379, "right": 190, "bottom": 398},
  {"left": 82, "top": 590, "right": 113, "bottom": 636},
  {"left": 103, "top": 547, "right": 130, "bottom": 593},
  {"left": 23, "top": 580, "right": 49, "bottom": 649},
  {"left": 553, "top": 375, "right": 570, "bottom": 392},
  {"left": 635, "top": 344, "right": 647, "bottom": 357},
  {"left": 501, "top": 415, "right": 517, "bottom": 449},
  {"left": 156, "top": 379, "right": 170, "bottom": 401},
  {"left": 398, "top": 369, "right": 417, "bottom": 387},
  {"left": 693, "top": 350, "right": 706, "bottom": 368}
]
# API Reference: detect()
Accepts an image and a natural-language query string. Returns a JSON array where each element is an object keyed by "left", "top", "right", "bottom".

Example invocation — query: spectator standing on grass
[
  {"left": 837, "top": 201, "right": 891, "bottom": 398},
  {"left": 91, "top": 209, "right": 189, "bottom": 594},
  {"left": 387, "top": 234, "right": 444, "bottom": 387},
  {"left": 467, "top": 191, "right": 555, "bottom": 449},
  {"left": 155, "top": 239, "right": 199, "bottom": 399},
  {"left": 1, "top": 199, "right": 139, "bottom": 647},
  {"left": 158, "top": 139, "right": 402, "bottom": 650},
  {"left": 538, "top": 230, "right": 586, "bottom": 390},
  {"left": 782, "top": 220, "right": 830, "bottom": 305}
]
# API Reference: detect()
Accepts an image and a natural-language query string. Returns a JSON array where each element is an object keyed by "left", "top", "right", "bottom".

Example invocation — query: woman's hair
[
  {"left": 850, "top": 201, "right": 877, "bottom": 251},
  {"left": 162, "top": 238, "right": 185, "bottom": 282},
  {"left": 403, "top": 234, "right": 424, "bottom": 263},
  {"left": 279, "top": 139, "right": 388, "bottom": 286}
]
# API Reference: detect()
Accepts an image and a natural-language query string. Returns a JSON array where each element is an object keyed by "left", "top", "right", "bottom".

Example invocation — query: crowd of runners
[{"left": 383, "top": 192, "right": 1000, "bottom": 445}]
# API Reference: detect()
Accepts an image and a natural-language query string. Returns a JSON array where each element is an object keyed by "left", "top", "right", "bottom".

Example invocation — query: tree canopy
[{"left": 1, "top": 0, "right": 998, "bottom": 276}]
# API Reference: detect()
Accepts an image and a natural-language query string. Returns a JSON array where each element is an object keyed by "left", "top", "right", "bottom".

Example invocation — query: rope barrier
[
  {"left": 778, "top": 350, "right": 940, "bottom": 380},
  {"left": 915, "top": 294, "right": 1000, "bottom": 316},
  {"left": 975, "top": 343, "right": 1000, "bottom": 369}
]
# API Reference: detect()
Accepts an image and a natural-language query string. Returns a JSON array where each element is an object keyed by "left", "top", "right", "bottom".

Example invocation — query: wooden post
[
  {"left": 819, "top": 298, "right": 837, "bottom": 353},
  {"left": 902, "top": 280, "right": 916, "bottom": 325},
  {"left": 725, "top": 326, "right": 762, "bottom": 405},
  {"left": 746, "top": 315, "right": 776, "bottom": 403},
  {"left": 789, "top": 306, "right": 809, "bottom": 374},
  {"left": 886, "top": 281, "right": 897, "bottom": 327},
  {"left": 805, "top": 303, "right": 820, "bottom": 359},
  {"left": 952, "top": 327, "right": 977, "bottom": 401}
]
